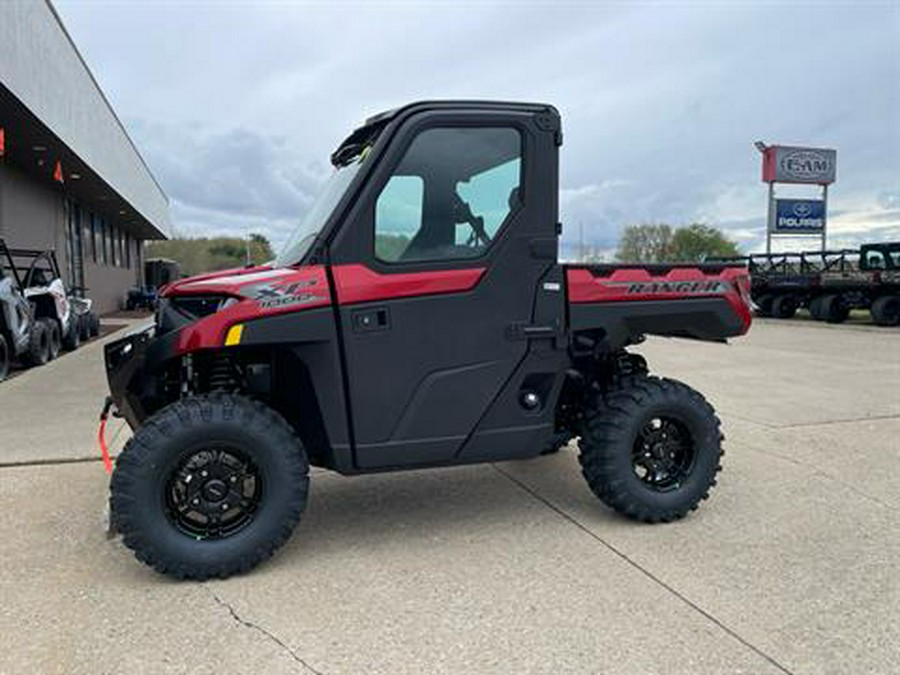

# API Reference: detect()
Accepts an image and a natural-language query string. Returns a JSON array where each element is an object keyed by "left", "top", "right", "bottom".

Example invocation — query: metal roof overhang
[{"left": 1, "top": 84, "right": 164, "bottom": 240}]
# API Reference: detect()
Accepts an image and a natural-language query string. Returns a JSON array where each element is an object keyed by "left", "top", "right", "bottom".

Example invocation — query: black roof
[
  {"left": 362, "top": 99, "right": 556, "bottom": 127},
  {"left": 332, "top": 99, "right": 557, "bottom": 167}
]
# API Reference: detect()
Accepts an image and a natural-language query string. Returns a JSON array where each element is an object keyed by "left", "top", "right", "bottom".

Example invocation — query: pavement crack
[
  {"left": 492, "top": 464, "right": 795, "bottom": 675},
  {"left": 734, "top": 443, "right": 895, "bottom": 511},
  {"left": 719, "top": 411, "right": 778, "bottom": 430},
  {"left": 0, "top": 456, "right": 109, "bottom": 469},
  {"left": 209, "top": 591, "right": 324, "bottom": 675},
  {"left": 774, "top": 413, "right": 900, "bottom": 429}
]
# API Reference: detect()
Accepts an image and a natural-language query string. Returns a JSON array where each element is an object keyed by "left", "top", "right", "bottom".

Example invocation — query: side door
[{"left": 329, "top": 112, "right": 558, "bottom": 469}]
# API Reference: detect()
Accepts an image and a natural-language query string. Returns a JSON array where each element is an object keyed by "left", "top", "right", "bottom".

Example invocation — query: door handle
[
  {"left": 506, "top": 320, "right": 560, "bottom": 340},
  {"left": 352, "top": 306, "right": 390, "bottom": 333}
]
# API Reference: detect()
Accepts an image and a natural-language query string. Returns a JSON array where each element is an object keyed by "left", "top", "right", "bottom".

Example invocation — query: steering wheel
[{"left": 452, "top": 194, "right": 491, "bottom": 248}]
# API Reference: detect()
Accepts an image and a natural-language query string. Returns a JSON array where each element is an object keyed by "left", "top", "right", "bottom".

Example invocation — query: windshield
[
  {"left": 861, "top": 243, "right": 900, "bottom": 270},
  {"left": 275, "top": 161, "right": 363, "bottom": 266}
]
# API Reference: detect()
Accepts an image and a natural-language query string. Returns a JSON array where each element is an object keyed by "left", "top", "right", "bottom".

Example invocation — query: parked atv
[
  {"left": 16, "top": 247, "right": 98, "bottom": 351},
  {"left": 125, "top": 285, "right": 158, "bottom": 311},
  {"left": 0, "top": 240, "right": 48, "bottom": 379},
  {"left": 103, "top": 101, "right": 752, "bottom": 580},
  {"left": 0, "top": 240, "right": 100, "bottom": 380}
]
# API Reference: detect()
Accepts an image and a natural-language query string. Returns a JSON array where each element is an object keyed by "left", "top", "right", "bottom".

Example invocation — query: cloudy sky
[{"left": 55, "top": 0, "right": 899, "bottom": 258}]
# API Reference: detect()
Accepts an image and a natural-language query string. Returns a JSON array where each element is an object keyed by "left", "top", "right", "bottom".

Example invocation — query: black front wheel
[
  {"left": 579, "top": 376, "right": 723, "bottom": 523},
  {"left": 111, "top": 394, "right": 309, "bottom": 580}
]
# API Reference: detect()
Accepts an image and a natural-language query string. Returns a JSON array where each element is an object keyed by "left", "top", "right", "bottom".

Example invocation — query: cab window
[{"left": 374, "top": 127, "right": 522, "bottom": 263}]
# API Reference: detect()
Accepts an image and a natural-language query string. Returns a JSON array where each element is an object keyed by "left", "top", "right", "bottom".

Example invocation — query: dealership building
[{"left": 0, "top": 0, "right": 170, "bottom": 314}]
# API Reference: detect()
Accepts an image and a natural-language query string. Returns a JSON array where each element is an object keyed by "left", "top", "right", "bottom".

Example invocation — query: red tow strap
[{"left": 98, "top": 397, "right": 114, "bottom": 475}]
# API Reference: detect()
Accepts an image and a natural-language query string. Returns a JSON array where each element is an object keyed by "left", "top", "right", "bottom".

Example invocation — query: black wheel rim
[
  {"left": 165, "top": 445, "right": 262, "bottom": 540},
  {"left": 631, "top": 416, "right": 696, "bottom": 492},
  {"left": 886, "top": 299, "right": 899, "bottom": 322}
]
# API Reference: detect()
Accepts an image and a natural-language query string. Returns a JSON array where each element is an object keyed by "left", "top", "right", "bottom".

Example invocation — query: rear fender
[{"left": 566, "top": 266, "right": 752, "bottom": 349}]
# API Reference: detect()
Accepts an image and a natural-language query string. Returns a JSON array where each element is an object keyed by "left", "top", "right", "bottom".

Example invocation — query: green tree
[
  {"left": 147, "top": 233, "right": 275, "bottom": 276},
  {"left": 669, "top": 224, "right": 740, "bottom": 262},
  {"left": 615, "top": 223, "right": 674, "bottom": 263},
  {"left": 374, "top": 233, "right": 411, "bottom": 262},
  {"left": 615, "top": 223, "right": 739, "bottom": 263},
  {"left": 247, "top": 233, "right": 274, "bottom": 264}
]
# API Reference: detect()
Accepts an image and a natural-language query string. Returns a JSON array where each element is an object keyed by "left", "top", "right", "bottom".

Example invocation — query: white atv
[
  {"left": 20, "top": 249, "right": 99, "bottom": 352},
  {"left": 0, "top": 240, "right": 99, "bottom": 381}
]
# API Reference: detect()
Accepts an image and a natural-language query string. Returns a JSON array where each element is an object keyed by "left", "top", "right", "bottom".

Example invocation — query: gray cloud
[
  {"left": 127, "top": 120, "right": 331, "bottom": 242},
  {"left": 56, "top": 0, "right": 900, "bottom": 254}
]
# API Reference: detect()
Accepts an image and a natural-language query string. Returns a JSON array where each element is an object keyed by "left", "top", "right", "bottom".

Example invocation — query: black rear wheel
[
  {"left": 871, "top": 296, "right": 900, "bottom": 327},
  {"left": 578, "top": 376, "right": 723, "bottom": 523},
  {"left": 78, "top": 314, "right": 90, "bottom": 341},
  {"left": 111, "top": 394, "right": 310, "bottom": 580},
  {"left": 62, "top": 319, "right": 80, "bottom": 351},
  {"left": 771, "top": 295, "right": 798, "bottom": 319},
  {"left": 808, "top": 296, "right": 824, "bottom": 320},
  {"left": 24, "top": 319, "right": 49, "bottom": 367},
  {"left": 0, "top": 333, "right": 9, "bottom": 382},
  {"left": 44, "top": 319, "right": 61, "bottom": 360},
  {"left": 821, "top": 294, "right": 849, "bottom": 324},
  {"left": 755, "top": 294, "right": 774, "bottom": 317}
]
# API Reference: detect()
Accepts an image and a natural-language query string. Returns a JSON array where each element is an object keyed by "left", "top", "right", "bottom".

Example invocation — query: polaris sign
[
  {"left": 773, "top": 199, "right": 826, "bottom": 233},
  {"left": 762, "top": 146, "right": 836, "bottom": 184}
]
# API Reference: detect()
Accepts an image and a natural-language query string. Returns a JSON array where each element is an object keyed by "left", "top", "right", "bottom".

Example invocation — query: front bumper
[{"left": 104, "top": 321, "right": 174, "bottom": 429}]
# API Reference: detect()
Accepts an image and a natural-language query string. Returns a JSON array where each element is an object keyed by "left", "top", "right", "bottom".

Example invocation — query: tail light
[{"left": 735, "top": 273, "right": 753, "bottom": 309}]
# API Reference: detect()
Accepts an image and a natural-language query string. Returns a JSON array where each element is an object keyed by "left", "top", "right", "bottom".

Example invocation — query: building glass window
[
  {"left": 102, "top": 220, "right": 109, "bottom": 265},
  {"left": 82, "top": 211, "right": 92, "bottom": 267},
  {"left": 63, "top": 201, "right": 85, "bottom": 291},
  {"left": 135, "top": 239, "right": 143, "bottom": 284},
  {"left": 89, "top": 214, "right": 97, "bottom": 263}
]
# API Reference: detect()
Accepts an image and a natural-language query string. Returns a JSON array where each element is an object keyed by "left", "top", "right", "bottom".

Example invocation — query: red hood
[
  {"left": 161, "top": 264, "right": 332, "bottom": 354},
  {"left": 159, "top": 265, "right": 298, "bottom": 298}
]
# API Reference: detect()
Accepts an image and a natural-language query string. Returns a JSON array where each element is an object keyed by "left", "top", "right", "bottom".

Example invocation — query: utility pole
[{"left": 579, "top": 221, "right": 585, "bottom": 262}]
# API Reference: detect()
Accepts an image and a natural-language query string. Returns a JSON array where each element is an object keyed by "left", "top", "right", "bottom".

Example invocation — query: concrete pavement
[{"left": 1, "top": 318, "right": 897, "bottom": 674}]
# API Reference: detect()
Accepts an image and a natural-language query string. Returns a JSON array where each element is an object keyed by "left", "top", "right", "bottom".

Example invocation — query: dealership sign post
[{"left": 759, "top": 144, "right": 836, "bottom": 252}]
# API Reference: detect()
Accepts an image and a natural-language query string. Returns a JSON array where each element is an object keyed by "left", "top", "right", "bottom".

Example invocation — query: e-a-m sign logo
[
  {"left": 768, "top": 146, "right": 837, "bottom": 184},
  {"left": 780, "top": 150, "right": 831, "bottom": 181}
]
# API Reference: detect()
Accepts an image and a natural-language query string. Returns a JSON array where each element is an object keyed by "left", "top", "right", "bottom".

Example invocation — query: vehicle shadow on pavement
[{"left": 268, "top": 453, "right": 598, "bottom": 570}]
